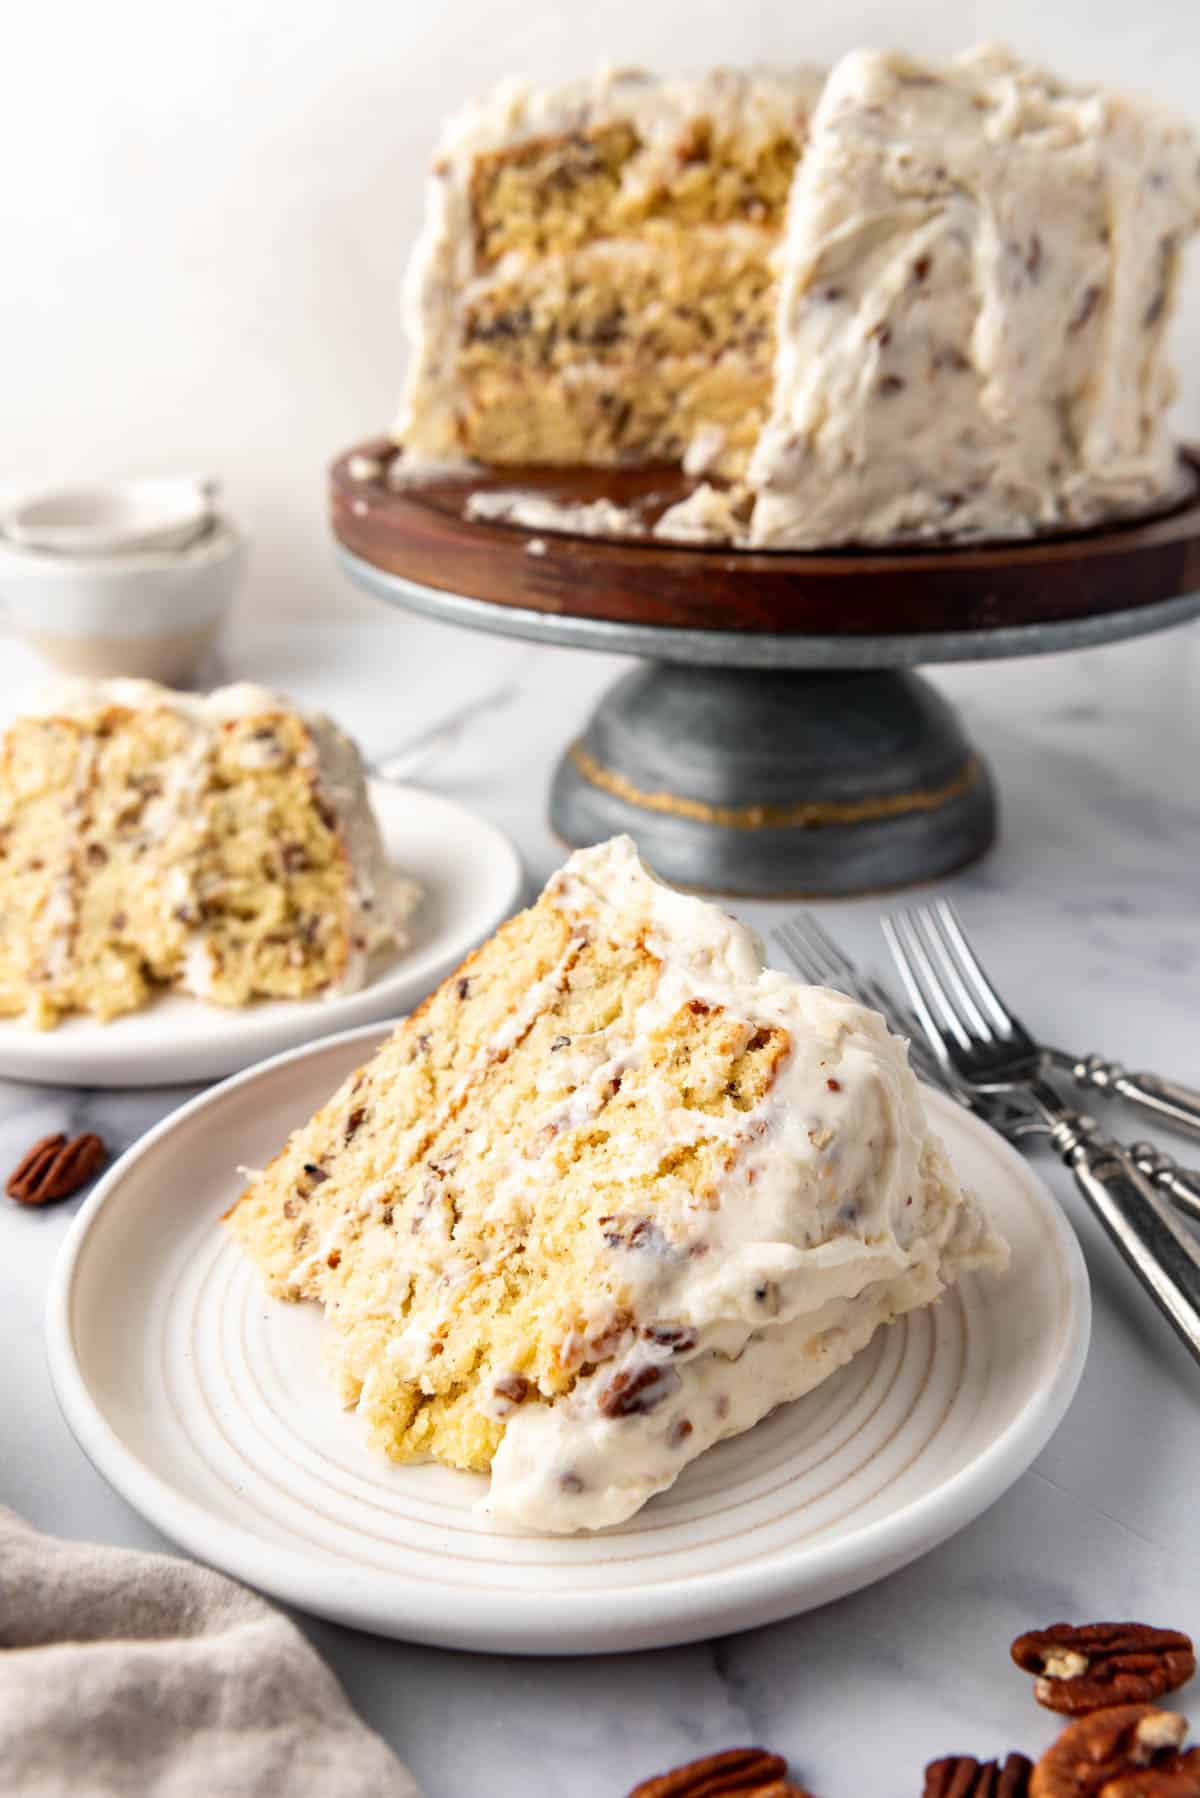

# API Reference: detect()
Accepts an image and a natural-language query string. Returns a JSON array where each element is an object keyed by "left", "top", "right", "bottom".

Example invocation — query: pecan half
[
  {"left": 6, "top": 1132, "right": 106, "bottom": 1206},
  {"left": 1031, "top": 1706, "right": 1188, "bottom": 1798},
  {"left": 1013, "top": 1625, "right": 1196, "bottom": 1715},
  {"left": 925, "top": 1754, "right": 1033, "bottom": 1796},
  {"left": 626, "top": 1745, "right": 812, "bottom": 1797},
  {"left": 1100, "top": 1748, "right": 1200, "bottom": 1797}
]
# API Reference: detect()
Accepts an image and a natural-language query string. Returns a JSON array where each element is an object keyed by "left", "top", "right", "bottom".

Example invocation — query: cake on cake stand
[{"left": 331, "top": 443, "right": 1200, "bottom": 897}]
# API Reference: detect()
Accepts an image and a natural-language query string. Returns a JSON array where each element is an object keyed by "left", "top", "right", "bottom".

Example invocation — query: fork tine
[
  {"left": 773, "top": 915, "right": 850, "bottom": 988},
  {"left": 933, "top": 899, "right": 1016, "bottom": 1038},
  {"left": 779, "top": 912, "right": 965, "bottom": 1097},
  {"left": 915, "top": 904, "right": 998, "bottom": 1044},
  {"left": 795, "top": 912, "right": 858, "bottom": 979},
  {"left": 860, "top": 970, "right": 923, "bottom": 1035},
  {"left": 781, "top": 912, "right": 959, "bottom": 1079},
  {"left": 777, "top": 917, "right": 907, "bottom": 1030},
  {"left": 771, "top": 921, "right": 830, "bottom": 989},
  {"left": 881, "top": 912, "right": 968, "bottom": 1064}
]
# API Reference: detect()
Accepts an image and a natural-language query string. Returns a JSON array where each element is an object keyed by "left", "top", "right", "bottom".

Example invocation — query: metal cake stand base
[
  {"left": 331, "top": 444, "right": 1200, "bottom": 897},
  {"left": 551, "top": 663, "right": 994, "bottom": 896}
]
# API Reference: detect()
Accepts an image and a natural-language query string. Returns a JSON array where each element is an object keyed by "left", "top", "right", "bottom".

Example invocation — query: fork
[
  {"left": 883, "top": 900, "right": 1200, "bottom": 1367},
  {"left": 1049, "top": 1050, "right": 1200, "bottom": 1143},
  {"left": 772, "top": 914, "right": 1200, "bottom": 1225},
  {"left": 777, "top": 913, "right": 1200, "bottom": 1143}
]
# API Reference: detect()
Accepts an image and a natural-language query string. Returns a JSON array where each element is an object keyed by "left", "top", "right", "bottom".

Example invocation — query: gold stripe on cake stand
[{"left": 567, "top": 743, "right": 982, "bottom": 832}]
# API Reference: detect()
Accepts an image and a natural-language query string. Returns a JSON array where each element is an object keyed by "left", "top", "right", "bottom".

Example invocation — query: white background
[{"left": 4, "top": 0, "right": 1200, "bottom": 623}]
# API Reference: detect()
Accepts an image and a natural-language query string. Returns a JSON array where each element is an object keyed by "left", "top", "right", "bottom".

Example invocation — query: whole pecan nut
[
  {"left": 6, "top": 1132, "right": 106, "bottom": 1206},
  {"left": 1031, "top": 1705, "right": 1189, "bottom": 1798},
  {"left": 1100, "top": 1747, "right": 1200, "bottom": 1796},
  {"left": 1013, "top": 1624, "right": 1197, "bottom": 1715},
  {"left": 626, "top": 1746, "right": 813, "bottom": 1797},
  {"left": 925, "top": 1753, "right": 1034, "bottom": 1796}
]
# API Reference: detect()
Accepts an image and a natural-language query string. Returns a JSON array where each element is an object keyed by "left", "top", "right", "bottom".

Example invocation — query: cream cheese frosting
[
  {"left": 463, "top": 489, "right": 647, "bottom": 537},
  {"left": 479, "top": 837, "right": 1006, "bottom": 1531},
  {"left": 748, "top": 44, "right": 1200, "bottom": 546}
]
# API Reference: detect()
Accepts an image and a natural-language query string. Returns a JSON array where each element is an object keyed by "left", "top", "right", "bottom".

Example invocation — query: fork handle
[
  {"left": 1052, "top": 1116, "right": 1200, "bottom": 1364},
  {"left": 1058, "top": 1053, "right": 1200, "bottom": 1142},
  {"left": 1129, "top": 1142, "right": 1200, "bottom": 1227}
]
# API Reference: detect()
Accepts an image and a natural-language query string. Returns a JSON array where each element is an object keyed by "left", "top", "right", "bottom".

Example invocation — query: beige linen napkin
[{"left": 0, "top": 1508, "right": 420, "bottom": 1797}]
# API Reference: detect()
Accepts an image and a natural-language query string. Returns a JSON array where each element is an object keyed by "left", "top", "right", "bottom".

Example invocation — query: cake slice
[
  {"left": 227, "top": 836, "right": 1006, "bottom": 1533},
  {"left": 0, "top": 679, "right": 417, "bottom": 1028}
]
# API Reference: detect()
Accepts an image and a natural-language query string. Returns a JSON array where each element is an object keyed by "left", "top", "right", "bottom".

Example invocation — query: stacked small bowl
[{"left": 0, "top": 478, "right": 247, "bottom": 684}]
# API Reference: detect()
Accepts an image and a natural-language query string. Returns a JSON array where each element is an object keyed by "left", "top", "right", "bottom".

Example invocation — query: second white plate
[
  {"left": 47, "top": 1027, "right": 1091, "bottom": 1654},
  {"left": 0, "top": 782, "right": 522, "bottom": 1086}
]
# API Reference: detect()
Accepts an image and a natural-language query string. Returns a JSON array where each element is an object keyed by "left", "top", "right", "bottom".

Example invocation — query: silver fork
[
  {"left": 1050, "top": 1050, "right": 1200, "bottom": 1143},
  {"left": 774, "top": 917, "right": 978, "bottom": 1103},
  {"left": 778, "top": 911, "right": 1200, "bottom": 1143},
  {"left": 773, "top": 913, "right": 1200, "bottom": 1225},
  {"left": 883, "top": 900, "right": 1200, "bottom": 1367}
]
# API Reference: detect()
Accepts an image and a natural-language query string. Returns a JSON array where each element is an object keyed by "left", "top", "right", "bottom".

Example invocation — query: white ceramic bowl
[
  {"left": 0, "top": 520, "right": 247, "bottom": 684},
  {"left": 1, "top": 477, "right": 216, "bottom": 557}
]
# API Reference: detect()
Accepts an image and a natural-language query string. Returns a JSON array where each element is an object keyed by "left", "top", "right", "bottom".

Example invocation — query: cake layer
[
  {"left": 228, "top": 836, "right": 1006, "bottom": 1532},
  {"left": 461, "top": 227, "right": 776, "bottom": 369},
  {"left": 395, "top": 67, "right": 821, "bottom": 469},
  {"left": 0, "top": 681, "right": 414, "bottom": 1028},
  {"left": 227, "top": 897, "right": 591, "bottom": 1300},
  {"left": 470, "top": 117, "right": 800, "bottom": 265},
  {"left": 458, "top": 348, "right": 770, "bottom": 470},
  {"left": 455, "top": 228, "right": 774, "bottom": 471}
]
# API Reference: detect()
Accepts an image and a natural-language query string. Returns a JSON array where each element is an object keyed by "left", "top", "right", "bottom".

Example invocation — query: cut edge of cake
[{"left": 393, "top": 65, "right": 825, "bottom": 478}]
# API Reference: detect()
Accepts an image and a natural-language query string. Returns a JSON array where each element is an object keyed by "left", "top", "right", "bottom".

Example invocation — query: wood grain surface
[{"left": 330, "top": 441, "right": 1200, "bottom": 638}]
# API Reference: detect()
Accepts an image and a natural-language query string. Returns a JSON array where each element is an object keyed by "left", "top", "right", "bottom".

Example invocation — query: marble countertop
[{"left": 2, "top": 594, "right": 1199, "bottom": 1797}]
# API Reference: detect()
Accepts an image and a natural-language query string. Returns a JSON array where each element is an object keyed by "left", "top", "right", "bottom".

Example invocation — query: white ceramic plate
[
  {"left": 0, "top": 783, "right": 522, "bottom": 1087},
  {"left": 47, "top": 1026, "right": 1090, "bottom": 1654}
]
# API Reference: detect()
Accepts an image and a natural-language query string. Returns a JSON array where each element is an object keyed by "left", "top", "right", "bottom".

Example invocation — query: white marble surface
[{"left": 2, "top": 599, "right": 1200, "bottom": 1796}]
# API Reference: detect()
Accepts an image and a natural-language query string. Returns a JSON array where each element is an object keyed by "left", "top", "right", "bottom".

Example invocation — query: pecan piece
[
  {"left": 642, "top": 1322, "right": 698, "bottom": 1353},
  {"left": 925, "top": 1755, "right": 1033, "bottom": 1797},
  {"left": 6, "top": 1132, "right": 106, "bottom": 1206},
  {"left": 1100, "top": 1748, "right": 1200, "bottom": 1798},
  {"left": 1012, "top": 1625, "right": 1196, "bottom": 1715},
  {"left": 626, "top": 1745, "right": 812, "bottom": 1797},
  {"left": 1031, "top": 1706, "right": 1188, "bottom": 1798},
  {"left": 599, "top": 1363, "right": 681, "bottom": 1419}
]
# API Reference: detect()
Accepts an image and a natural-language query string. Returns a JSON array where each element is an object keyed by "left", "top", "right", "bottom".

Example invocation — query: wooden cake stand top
[{"left": 332, "top": 440, "right": 1200, "bottom": 647}]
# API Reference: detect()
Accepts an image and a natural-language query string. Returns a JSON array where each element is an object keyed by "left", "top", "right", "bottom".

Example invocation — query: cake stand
[{"left": 331, "top": 443, "right": 1200, "bottom": 896}]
